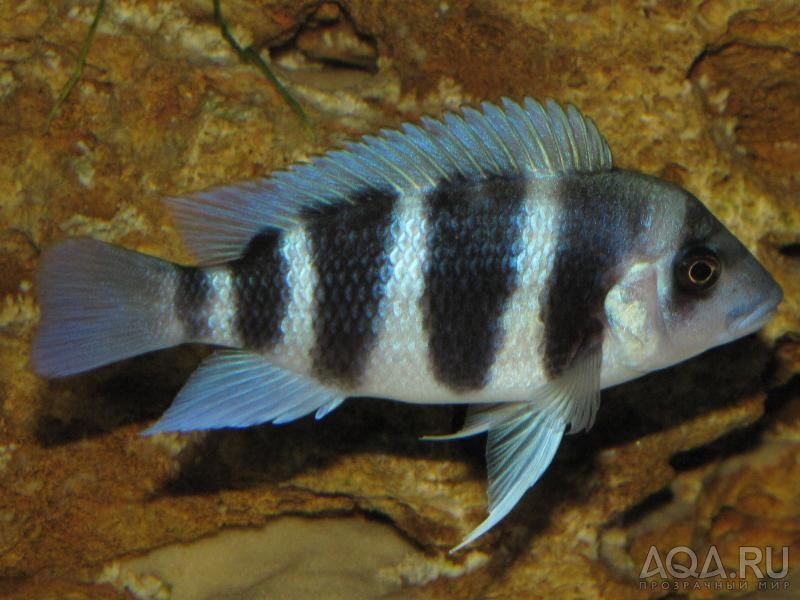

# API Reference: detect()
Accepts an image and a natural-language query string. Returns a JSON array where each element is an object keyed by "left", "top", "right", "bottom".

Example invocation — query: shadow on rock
[
  {"left": 583, "top": 333, "right": 775, "bottom": 452},
  {"left": 154, "top": 395, "right": 473, "bottom": 497},
  {"left": 33, "top": 345, "right": 208, "bottom": 447}
]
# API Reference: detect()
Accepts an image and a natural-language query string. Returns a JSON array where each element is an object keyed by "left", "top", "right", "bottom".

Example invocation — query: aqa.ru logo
[{"left": 639, "top": 546, "right": 790, "bottom": 592}]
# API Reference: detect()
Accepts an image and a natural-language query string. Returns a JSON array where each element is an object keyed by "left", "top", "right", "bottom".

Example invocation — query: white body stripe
[
  {"left": 483, "top": 186, "right": 559, "bottom": 400},
  {"left": 204, "top": 266, "right": 240, "bottom": 347},
  {"left": 270, "top": 227, "right": 318, "bottom": 375},
  {"left": 357, "top": 192, "right": 456, "bottom": 402}
]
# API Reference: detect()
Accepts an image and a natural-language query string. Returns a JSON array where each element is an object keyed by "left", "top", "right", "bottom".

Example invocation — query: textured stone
[
  {"left": 97, "top": 516, "right": 436, "bottom": 599},
  {"left": 0, "top": 1, "right": 798, "bottom": 598}
]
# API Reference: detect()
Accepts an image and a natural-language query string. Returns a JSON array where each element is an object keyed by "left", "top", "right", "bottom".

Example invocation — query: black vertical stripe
[
  {"left": 541, "top": 171, "right": 648, "bottom": 378},
  {"left": 175, "top": 266, "right": 211, "bottom": 339},
  {"left": 304, "top": 188, "right": 398, "bottom": 387},
  {"left": 231, "top": 228, "right": 289, "bottom": 350},
  {"left": 422, "top": 176, "right": 527, "bottom": 392},
  {"left": 664, "top": 189, "right": 726, "bottom": 318}
]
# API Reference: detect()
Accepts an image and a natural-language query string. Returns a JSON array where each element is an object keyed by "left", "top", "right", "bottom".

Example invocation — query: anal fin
[{"left": 142, "top": 350, "right": 345, "bottom": 434}]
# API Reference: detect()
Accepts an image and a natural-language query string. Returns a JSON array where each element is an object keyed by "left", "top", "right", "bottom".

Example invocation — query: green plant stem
[
  {"left": 46, "top": 0, "right": 106, "bottom": 130},
  {"left": 212, "top": 0, "right": 311, "bottom": 129}
]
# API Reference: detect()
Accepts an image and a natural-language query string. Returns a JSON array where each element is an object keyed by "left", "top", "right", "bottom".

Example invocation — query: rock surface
[{"left": 0, "top": 1, "right": 798, "bottom": 598}]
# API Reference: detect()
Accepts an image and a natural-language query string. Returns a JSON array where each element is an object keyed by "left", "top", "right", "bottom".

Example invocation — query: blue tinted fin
[
  {"left": 315, "top": 398, "right": 345, "bottom": 420},
  {"left": 167, "top": 98, "right": 613, "bottom": 264},
  {"left": 142, "top": 350, "right": 344, "bottom": 434},
  {"left": 447, "top": 348, "right": 602, "bottom": 553},
  {"left": 449, "top": 403, "right": 566, "bottom": 554},
  {"left": 32, "top": 239, "right": 183, "bottom": 378}
]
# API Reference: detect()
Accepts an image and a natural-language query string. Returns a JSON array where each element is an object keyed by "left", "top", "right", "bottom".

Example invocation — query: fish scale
[
  {"left": 175, "top": 266, "right": 211, "bottom": 339},
  {"left": 231, "top": 229, "right": 287, "bottom": 350},
  {"left": 305, "top": 190, "right": 396, "bottom": 387},
  {"left": 32, "top": 98, "right": 782, "bottom": 552},
  {"left": 422, "top": 177, "right": 526, "bottom": 392},
  {"left": 203, "top": 267, "right": 238, "bottom": 348}
]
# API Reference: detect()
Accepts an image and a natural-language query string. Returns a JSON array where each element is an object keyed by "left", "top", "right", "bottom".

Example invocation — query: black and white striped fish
[{"left": 32, "top": 98, "right": 782, "bottom": 552}]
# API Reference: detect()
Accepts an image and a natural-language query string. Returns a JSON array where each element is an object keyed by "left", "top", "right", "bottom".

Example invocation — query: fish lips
[{"left": 726, "top": 285, "right": 784, "bottom": 337}]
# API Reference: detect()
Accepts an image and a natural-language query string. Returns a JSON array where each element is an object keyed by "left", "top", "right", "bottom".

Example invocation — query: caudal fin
[{"left": 32, "top": 239, "right": 185, "bottom": 377}]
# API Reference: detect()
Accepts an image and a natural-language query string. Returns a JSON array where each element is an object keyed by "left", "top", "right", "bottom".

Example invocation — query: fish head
[
  {"left": 654, "top": 196, "right": 783, "bottom": 364},
  {"left": 604, "top": 176, "right": 782, "bottom": 375}
]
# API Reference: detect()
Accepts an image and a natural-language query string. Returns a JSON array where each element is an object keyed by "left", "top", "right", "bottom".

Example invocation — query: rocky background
[{"left": 1, "top": 1, "right": 798, "bottom": 598}]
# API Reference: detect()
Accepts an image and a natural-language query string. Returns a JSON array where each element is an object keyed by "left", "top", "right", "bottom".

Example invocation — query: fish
[{"left": 31, "top": 98, "right": 783, "bottom": 552}]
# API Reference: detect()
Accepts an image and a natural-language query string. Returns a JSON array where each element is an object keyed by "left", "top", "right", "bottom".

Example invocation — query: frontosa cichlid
[{"left": 32, "top": 98, "right": 783, "bottom": 552}]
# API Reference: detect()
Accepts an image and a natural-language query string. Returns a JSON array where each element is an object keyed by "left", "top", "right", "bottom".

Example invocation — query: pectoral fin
[{"left": 449, "top": 347, "right": 602, "bottom": 553}]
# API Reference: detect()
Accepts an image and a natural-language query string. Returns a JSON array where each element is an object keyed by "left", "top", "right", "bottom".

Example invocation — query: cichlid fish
[{"left": 32, "top": 98, "right": 782, "bottom": 552}]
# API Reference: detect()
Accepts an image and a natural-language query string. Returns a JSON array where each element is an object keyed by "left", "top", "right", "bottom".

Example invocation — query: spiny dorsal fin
[{"left": 167, "top": 98, "right": 614, "bottom": 264}]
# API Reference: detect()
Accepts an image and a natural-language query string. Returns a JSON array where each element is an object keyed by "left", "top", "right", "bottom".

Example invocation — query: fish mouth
[{"left": 727, "top": 285, "right": 783, "bottom": 336}]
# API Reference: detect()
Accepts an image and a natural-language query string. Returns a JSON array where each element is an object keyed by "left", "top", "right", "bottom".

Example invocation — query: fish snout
[{"left": 726, "top": 281, "right": 783, "bottom": 336}]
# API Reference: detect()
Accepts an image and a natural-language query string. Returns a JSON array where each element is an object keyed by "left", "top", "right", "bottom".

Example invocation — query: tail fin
[{"left": 32, "top": 239, "right": 185, "bottom": 377}]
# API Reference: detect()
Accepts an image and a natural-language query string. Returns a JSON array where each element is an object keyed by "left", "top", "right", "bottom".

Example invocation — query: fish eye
[{"left": 675, "top": 246, "right": 721, "bottom": 292}]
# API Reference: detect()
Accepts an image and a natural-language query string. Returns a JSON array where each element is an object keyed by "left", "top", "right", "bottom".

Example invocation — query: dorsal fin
[{"left": 167, "top": 98, "right": 614, "bottom": 264}]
